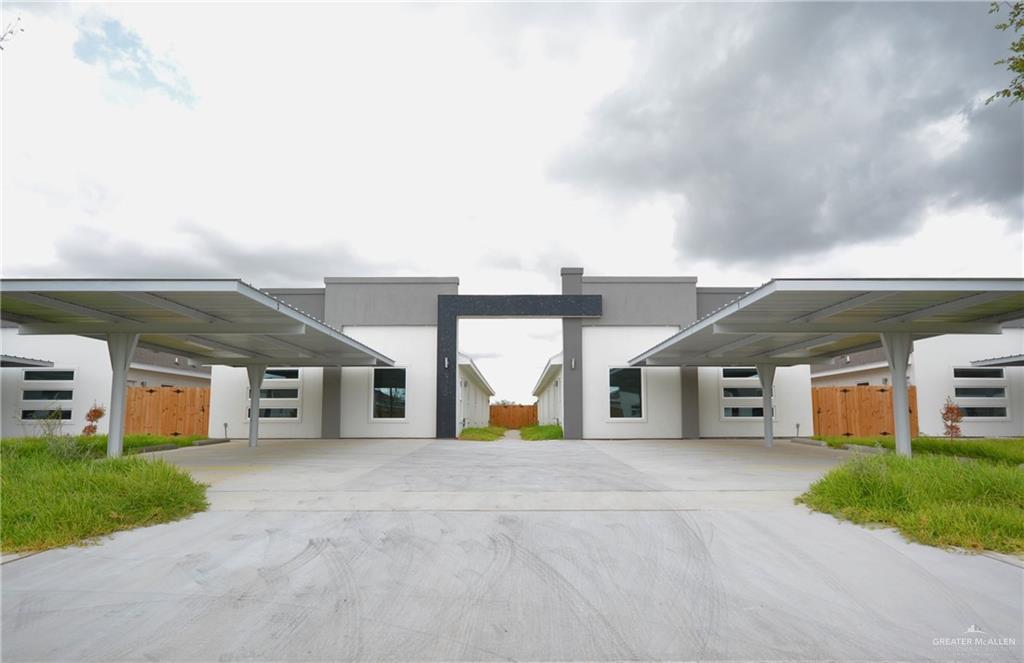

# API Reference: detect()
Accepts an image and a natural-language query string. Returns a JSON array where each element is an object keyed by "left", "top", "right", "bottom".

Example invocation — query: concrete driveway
[{"left": 3, "top": 438, "right": 1021, "bottom": 662}]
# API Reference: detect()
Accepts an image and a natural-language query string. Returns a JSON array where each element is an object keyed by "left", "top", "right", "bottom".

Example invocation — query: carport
[
  {"left": 0, "top": 279, "right": 393, "bottom": 457},
  {"left": 630, "top": 278, "right": 1024, "bottom": 456}
]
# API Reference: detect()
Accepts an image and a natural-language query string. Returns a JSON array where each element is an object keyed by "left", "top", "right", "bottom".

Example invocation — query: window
[
  {"left": 21, "top": 409, "right": 71, "bottom": 421},
  {"left": 22, "top": 390, "right": 73, "bottom": 401},
  {"left": 722, "top": 367, "right": 758, "bottom": 379},
  {"left": 961, "top": 407, "right": 1008, "bottom": 418},
  {"left": 264, "top": 368, "right": 299, "bottom": 380},
  {"left": 24, "top": 369, "right": 75, "bottom": 381},
  {"left": 724, "top": 407, "right": 765, "bottom": 418},
  {"left": 249, "top": 388, "right": 300, "bottom": 399},
  {"left": 609, "top": 368, "right": 643, "bottom": 418},
  {"left": 954, "top": 387, "right": 1006, "bottom": 398},
  {"left": 373, "top": 368, "right": 406, "bottom": 419},
  {"left": 722, "top": 387, "right": 763, "bottom": 398},
  {"left": 247, "top": 408, "right": 299, "bottom": 419},
  {"left": 953, "top": 367, "right": 1004, "bottom": 379}
]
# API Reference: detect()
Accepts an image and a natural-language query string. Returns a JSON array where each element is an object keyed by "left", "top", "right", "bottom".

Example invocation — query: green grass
[
  {"left": 1, "top": 435, "right": 208, "bottom": 553},
  {"left": 797, "top": 454, "right": 1024, "bottom": 553},
  {"left": 519, "top": 424, "right": 564, "bottom": 441},
  {"left": 813, "top": 435, "right": 1024, "bottom": 465},
  {"left": 458, "top": 426, "right": 507, "bottom": 441}
]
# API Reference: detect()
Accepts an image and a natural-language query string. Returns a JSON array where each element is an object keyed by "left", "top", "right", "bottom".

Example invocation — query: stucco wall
[
  {"left": 1, "top": 329, "right": 113, "bottom": 438},
  {"left": 810, "top": 365, "right": 893, "bottom": 387},
  {"left": 337, "top": 326, "right": 437, "bottom": 438},
  {"left": 208, "top": 366, "right": 324, "bottom": 439},
  {"left": 582, "top": 326, "right": 683, "bottom": 439},
  {"left": 698, "top": 365, "right": 813, "bottom": 438},
  {"left": 456, "top": 366, "right": 491, "bottom": 433},
  {"left": 126, "top": 366, "right": 211, "bottom": 388},
  {"left": 911, "top": 332, "right": 1023, "bottom": 437},
  {"left": 535, "top": 367, "right": 563, "bottom": 426}
]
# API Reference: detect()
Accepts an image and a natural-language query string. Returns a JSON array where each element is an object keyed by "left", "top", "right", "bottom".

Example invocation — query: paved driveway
[{"left": 3, "top": 438, "right": 1021, "bottom": 661}]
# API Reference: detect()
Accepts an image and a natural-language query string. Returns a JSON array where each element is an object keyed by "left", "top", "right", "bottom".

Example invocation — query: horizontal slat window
[
  {"left": 954, "top": 387, "right": 1006, "bottom": 398},
  {"left": 961, "top": 407, "right": 1007, "bottom": 418},
  {"left": 723, "top": 407, "right": 763, "bottom": 418},
  {"left": 24, "top": 370, "right": 75, "bottom": 381},
  {"left": 22, "top": 390, "right": 74, "bottom": 401},
  {"left": 264, "top": 368, "right": 299, "bottom": 380},
  {"left": 722, "top": 387, "right": 763, "bottom": 398},
  {"left": 249, "top": 388, "right": 300, "bottom": 399},
  {"left": 247, "top": 408, "right": 299, "bottom": 419},
  {"left": 722, "top": 367, "right": 758, "bottom": 379},
  {"left": 953, "top": 368, "right": 1004, "bottom": 379},
  {"left": 21, "top": 409, "right": 71, "bottom": 421}
]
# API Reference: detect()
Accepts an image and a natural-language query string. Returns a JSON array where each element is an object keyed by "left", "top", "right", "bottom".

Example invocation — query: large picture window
[
  {"left": 373, "top": 368, "right": 407, "bottom": 419},
  {"left": 609, "top": 368, "right": 643, "bottom": 418}
]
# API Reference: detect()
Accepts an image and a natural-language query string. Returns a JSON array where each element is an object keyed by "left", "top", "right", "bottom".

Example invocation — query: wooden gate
[
  {"left": 125, "top": 386, "right": 210, "bottom": 437},
  {"left": 812, "top": 385, "right": 919, "bottom": 437},
  {"left": 490, "top": 404, "right": 538, "bottom": 429}
]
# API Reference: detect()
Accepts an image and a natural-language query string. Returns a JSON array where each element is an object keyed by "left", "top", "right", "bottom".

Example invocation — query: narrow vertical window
[
  {"left": 373, "top": 368, "right": 407, "bottom": 419},
  {"left": 609, "top": 368, "right": 642, "bottom": 418}
]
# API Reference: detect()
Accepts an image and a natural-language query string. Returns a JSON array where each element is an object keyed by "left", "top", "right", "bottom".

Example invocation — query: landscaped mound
[
  {"left": 1, "top": 435, "right": 208, "bottom": 553},
  {"left": 798, "top": 454, "right": 1024, "bottom": 554},
  {"left": 519, "top": 424, "right": 564, "bottom": 441},
  {"left": 813, "top": 435, "right": 1024, "bottom": 465},
  {"left": 458, "top": 426, "right": 507, "bottom": 441}
]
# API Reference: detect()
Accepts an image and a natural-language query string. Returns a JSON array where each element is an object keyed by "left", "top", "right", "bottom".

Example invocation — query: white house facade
[{"left": 811, "top": 329, "right": 1024, "bottom": 437}]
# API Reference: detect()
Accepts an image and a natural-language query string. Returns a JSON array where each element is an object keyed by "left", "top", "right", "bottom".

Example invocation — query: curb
[{"left": 195, "top": 438, "right": 231, "bottom": 446}]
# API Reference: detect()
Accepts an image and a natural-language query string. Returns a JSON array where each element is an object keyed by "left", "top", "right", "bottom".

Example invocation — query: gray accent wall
[
  {"left": 680, "top": 367, "right": 700, "bottom": 438},
  {"left": 696, "top": 287, "right": 751, "bottom": 319},
  {"left": 324, "top": 277, "right": 459, "bottom": 327},
  {"left": 561, "top": 268, "right": 584, "bottom": 440},
  {"left": 582, "top": 277, "right": 698, "bottom": 326},
  {"left": 264, "top": 288, "right": 326, "bottom": 322}
]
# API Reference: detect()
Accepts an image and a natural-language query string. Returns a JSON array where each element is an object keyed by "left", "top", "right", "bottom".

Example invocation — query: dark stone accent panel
[
  {"left": 436, "top": 294, "right": 602, "bottom": 439},
  {"left": 561, "top": 268, "right": 584, "bottom": 440}
]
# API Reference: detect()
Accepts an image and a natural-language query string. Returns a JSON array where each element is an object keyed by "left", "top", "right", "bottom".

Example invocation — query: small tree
[
  {"left": 82, "top": 402, "right": 106, "bottom": 436},
  {"left": 941, "top": 397, "right": 964, "bottom": 438}
]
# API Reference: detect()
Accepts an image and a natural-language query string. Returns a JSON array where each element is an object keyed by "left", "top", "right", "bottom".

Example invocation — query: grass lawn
[
  {"left": 1, "top": 435, "right": 208, "bottom": 553},
  {"left": 798, "top": 454, "right": 1024, "bottom": 554},
  {"left": 458, "top": 426, "right": 507, "bottom": 441},
  {"left": 519, "top": 424, "right": 564, "bottom": 441},
  {"left": 813, "top": 435, "right": 1024, "bottom": 465}
]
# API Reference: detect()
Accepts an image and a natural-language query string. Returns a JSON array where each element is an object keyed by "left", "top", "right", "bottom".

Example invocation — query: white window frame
[
  {"left": 19, "top": 368, "right": 75, "bottom": 423},
  {"left": 245, "top": 367, "right": 302, "bottom": 422},
  {"left": 951, "top": 366, "right": 1010, "bottom": 421},
  {"left": 607, "top": 366, "right": 646, "bottom": 422},
  {"left": 369, "top": 366, "right": 409, "bottom": 423},
  {"left": 718, "top": 367, "right": 776, "bottom": 422}
]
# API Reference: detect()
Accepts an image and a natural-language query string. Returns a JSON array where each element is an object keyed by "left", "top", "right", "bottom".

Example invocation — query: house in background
[
  {"left": 533, "top": 352, "right": 563, "bottom": 427},
  {"left": 457, "top": 353, "right": 494, "bottom": 434},
  {"left": 1, "top": 323, "right": 211, "bottom": 438},
  {"left": 810, "top": 328, "right": 1024, "bottom": 437}
]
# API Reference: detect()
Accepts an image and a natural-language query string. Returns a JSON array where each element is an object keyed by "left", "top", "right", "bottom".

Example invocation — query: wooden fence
[
  {"left": 125, "top": 386, "right": 211, "bottom": 437},
  {"left": 812, "top": 385, "right": 919, "bottom": 438},
  {"left": 490, "top": 404, "right": 538, "bottom": 429}
]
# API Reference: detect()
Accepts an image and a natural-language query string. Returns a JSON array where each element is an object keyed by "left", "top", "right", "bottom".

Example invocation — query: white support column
[
  {"left": 106, "top": 333, "right": 139, "bottom": 458},
  {"left": 246, "top": 365, "right": 266, "bottom": 448},
  {"left": 755, "top": 364, "right": 776, "bottom": 448},
  {"left": 881, "top": 332, "right": 913, "bottom": 457}
]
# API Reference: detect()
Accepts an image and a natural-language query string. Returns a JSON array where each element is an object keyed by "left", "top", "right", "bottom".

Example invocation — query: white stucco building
[{"left": 811, "top": 329, "right": 1024, "bottom": 437}]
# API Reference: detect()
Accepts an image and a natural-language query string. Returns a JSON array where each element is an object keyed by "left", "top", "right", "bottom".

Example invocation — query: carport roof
[
  {"left": 0, "top": 279, "right": 394, "bottom": 368},
  {"left": 971, "top": 354, "right": 1024, "bottom": 367},
  {"left": 0, "top": 354, "right": 54, "bottom": 368},
  {"left": 630, "top": 278, "right": 1024, "bottom": 367}
]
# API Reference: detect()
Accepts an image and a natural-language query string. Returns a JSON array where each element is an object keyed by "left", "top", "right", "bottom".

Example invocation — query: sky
[{"left": 2, "top": 2, "right": 1022, "bottom": 402}]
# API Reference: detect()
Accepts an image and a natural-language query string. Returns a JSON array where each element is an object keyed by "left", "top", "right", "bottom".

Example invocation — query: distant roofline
[{"left": 324, "top": 277, "right": 459, "bottom": 285}]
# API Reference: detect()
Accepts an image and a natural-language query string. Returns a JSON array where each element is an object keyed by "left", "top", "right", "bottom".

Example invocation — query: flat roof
[
  {"left": 0, "top": 279, "right": 394, "bottom": 368},
  {"left": 971, "top": 354, "right": 1024, "bottom": 367},
  {"left": 630, "top": 278, "right": 1024, "bottom": 367},
  {"left": 1, "top": 354, "right": 54, "bottom": 368}
]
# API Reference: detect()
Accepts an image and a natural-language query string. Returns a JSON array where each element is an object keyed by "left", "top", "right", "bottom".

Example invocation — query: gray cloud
[
  {"left": 4, "top": 224, "right": 391, "bottom": 287},
  {"left": 552, "top": 3, "right": 1024, "bottom": 264}
]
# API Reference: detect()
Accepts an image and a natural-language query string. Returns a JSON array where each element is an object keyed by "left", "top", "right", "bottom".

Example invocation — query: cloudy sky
[{"left": 2, "top": 2, "right": 1022, "bottom": 401}]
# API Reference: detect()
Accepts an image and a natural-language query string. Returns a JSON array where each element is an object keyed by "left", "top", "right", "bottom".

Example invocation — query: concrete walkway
[{"left": 2, "top": 437, "right": 1021, "bottom": 661}]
